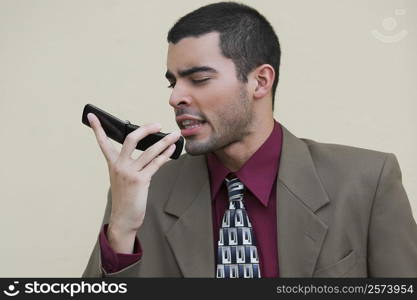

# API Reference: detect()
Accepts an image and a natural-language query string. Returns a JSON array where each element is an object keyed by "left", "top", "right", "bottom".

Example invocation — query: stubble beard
[{"left": 184, "top": 88, "right": 253, "bottom": 156}]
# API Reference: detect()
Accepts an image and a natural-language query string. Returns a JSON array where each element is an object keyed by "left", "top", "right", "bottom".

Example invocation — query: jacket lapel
[
  {"left": 277, "top": 126, "right": 329, "bottom": 277},
  {"left": 163, "top": 124, "right": 330, "bottom": 278},
  {"left": 164, "top": 155, "right": 215, "bottom": 277}
]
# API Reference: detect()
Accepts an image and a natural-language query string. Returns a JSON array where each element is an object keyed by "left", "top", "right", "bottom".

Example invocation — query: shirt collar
[{"left": 206, "top": 120, "right": 283, "bottom": 207}]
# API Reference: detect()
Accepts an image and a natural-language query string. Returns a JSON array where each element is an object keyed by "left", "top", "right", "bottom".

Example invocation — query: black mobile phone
[{"left": 81, "top": 104, "right": 184, "bottom": 159}]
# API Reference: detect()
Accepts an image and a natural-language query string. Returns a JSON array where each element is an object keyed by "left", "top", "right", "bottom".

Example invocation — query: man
[{"left": 82, "top": 2, "right": 417, "bottom": 278}]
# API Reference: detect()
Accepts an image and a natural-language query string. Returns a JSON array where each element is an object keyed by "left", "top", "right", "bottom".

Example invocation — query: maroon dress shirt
[{"left": 99, "top": 120, "right": 283, "bottom": 277}]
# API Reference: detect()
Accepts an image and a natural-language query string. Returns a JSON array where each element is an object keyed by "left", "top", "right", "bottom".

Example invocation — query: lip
[{"left": 180, "top": 122, "right": 206, "bottom": 137}]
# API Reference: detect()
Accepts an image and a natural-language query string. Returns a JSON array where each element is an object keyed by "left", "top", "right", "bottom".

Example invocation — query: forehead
[{"left": 166, "top": 32, "right": 233, "bottom": 73}]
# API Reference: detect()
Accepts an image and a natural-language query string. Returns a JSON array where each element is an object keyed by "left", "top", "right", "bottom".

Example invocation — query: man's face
[{"left": 166, "top": 32, "right": 254, "bottom": 155}]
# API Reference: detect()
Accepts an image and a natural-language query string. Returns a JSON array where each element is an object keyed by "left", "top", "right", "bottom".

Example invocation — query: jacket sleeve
[
  {"left": 99, "top": 224, "right": 142, "bottom": 273},
  {"left": 367, "top": 153, "right": 417, "bottom": 277},
  {"left": 82, "top": 188, "right": 144, "bottom": 278}
]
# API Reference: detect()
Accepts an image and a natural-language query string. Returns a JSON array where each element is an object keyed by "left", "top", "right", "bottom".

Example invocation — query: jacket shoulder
[
  {"left": 302, "top": 138, "right": 390, "bottom": 170},
  {"left": 301, "top": 138, "right": 393, "bottom": 193}
]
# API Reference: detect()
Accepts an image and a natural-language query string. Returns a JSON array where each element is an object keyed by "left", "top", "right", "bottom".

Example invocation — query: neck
[{"left": 213, "top": 116, "right": 275, "bottom": 172}]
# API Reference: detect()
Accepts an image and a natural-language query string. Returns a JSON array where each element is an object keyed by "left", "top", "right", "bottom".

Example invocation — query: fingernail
[{"left": 87, "top": 113, "right": 93, "bottom": 124}]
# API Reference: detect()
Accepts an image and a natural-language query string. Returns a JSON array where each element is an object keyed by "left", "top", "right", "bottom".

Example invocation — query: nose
[{"left": 169, "top": 84, "right": 192, "bottom": 109}]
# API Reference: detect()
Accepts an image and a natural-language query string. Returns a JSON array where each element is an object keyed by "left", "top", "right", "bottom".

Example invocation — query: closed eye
[
  {"left": 167, "top": 78, "right": 209, "bottom": 89},
  {"left": 191, "top": 78, "right": 210, "bottom": 84}
]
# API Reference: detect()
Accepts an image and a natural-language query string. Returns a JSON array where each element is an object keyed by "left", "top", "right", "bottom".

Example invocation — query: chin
[{"left": 184, "top": 138, "right": 217, "bottom": 156}]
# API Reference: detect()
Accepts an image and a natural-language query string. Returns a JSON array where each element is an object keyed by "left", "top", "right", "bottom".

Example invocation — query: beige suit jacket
[{"left": 83, "top": 125, "right": 417, "bottom": 277}]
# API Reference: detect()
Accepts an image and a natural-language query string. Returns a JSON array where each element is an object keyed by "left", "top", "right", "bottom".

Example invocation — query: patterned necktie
[{"left": 216, "top": 176, "right": 261, "bottom": 278}]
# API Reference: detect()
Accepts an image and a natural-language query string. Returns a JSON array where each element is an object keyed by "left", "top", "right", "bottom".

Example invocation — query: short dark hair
[{"left": 167, "top": 2, "right": 281, "bottom": 110}]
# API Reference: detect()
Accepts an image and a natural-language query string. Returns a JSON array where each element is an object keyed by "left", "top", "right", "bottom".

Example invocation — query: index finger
[{"left": 87, "top": 113, "right": 119, "bottom": 163}]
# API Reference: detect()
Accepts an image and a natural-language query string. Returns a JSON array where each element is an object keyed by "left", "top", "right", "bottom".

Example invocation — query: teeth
[
  {"left": 181, "top": 119, "right": 204, "bottom": 129},
  {"left": 182, "top": 120, "right": 195, "bottom": 126}
]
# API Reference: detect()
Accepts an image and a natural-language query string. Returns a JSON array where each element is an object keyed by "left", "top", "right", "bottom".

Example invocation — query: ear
[{"left": 250, "top": 64, "right": 275, "bottom": 100}]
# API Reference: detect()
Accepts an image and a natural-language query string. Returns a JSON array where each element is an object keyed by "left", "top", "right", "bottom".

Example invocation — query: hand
[{"left": 87, "top": 112, "right": 180, "bottom": 253}]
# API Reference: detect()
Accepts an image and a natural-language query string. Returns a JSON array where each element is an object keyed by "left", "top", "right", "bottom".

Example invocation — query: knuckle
[
  {"left": 127, "top": 126, "right": 153, "bottom": 141},
  {"left": 160, "top": 137, "right": 172, "bottom": 147},
  {"left": 164, "top": 134, "right": 173, "bottom": 142},
  {"left": 135, "top": 173, "right": 150, "bottom": 185},
  {"left": 128, "top": 175, "right": 141, "bottom": 185},
  {"left": 143, "top": 123, "right": 160, "bottom": 134},
  {"left": 96, "top": 135, "right": 105, "bottom": 144},
  {"left": 154, "top": 154, "right": 168, "bottom": 165},
  {"left": 112, "top": 164, "right": 123, "bottom": 175},
  {"left": 125, "top": 133, "right": 138, "bottom": 143}
]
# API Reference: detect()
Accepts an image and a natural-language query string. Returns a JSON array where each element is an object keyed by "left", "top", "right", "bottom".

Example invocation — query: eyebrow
[{"left": 165, "top": 66, "right": 218, "bottom": 80}]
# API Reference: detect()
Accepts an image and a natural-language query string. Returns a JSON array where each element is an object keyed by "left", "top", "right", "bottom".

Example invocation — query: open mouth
[
  {"left": 180, "top": 119, "right": 207, "bottom": 129},
  {"left": 178, "top": 119, "right": 208, "bottom": 137}
]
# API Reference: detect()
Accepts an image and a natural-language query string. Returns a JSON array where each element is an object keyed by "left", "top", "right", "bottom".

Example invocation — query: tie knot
[{"left": 225, "top": 176, "right": 245, "bottom": 200}]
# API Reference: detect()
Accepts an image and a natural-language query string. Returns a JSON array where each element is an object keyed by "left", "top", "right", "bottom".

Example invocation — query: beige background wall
[{"left": 0, "top": 0, "right": 416, "bottom": 277}]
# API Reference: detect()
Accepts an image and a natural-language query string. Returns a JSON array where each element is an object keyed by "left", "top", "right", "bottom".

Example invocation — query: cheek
[
  {"left": 196, "top": 78, "right": 243, "bottom": 120},
  {"left": 201, "top": 80, "right": 240, "bottom": 106}
]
